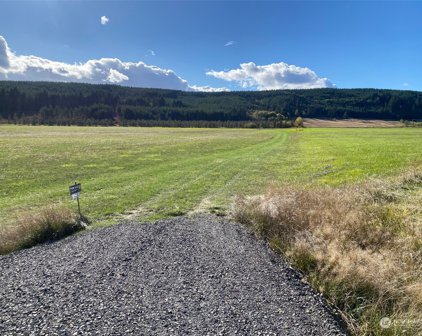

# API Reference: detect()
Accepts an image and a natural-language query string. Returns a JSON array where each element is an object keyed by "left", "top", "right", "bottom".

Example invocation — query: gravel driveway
[{"left": 0, "top": 214, "right": 346, "bottom": 335}]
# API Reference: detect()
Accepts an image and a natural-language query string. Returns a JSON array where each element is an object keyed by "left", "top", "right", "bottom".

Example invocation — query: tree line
[{"left": 0, "top": 81, "right": 421, "bottom": 127}]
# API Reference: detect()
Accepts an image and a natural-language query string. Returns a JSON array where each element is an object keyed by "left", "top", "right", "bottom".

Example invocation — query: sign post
[{"left": 69, "top": 182, "right": 82, "bottom": 219}]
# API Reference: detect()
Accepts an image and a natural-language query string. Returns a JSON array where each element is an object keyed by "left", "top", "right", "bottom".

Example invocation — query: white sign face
[
  {"left": 71, "top": 192, "right": 80, "bottom": 200},
  {"left": 69, "top": 183, "right": 81, "bottom": 200}
]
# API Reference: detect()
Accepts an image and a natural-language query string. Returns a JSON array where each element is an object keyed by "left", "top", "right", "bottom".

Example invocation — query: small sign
[
  {"left": 69, "top": 183, "right": 81, "bottom": 200},
  {"left": 69, "top": 182, "right": 83, "bottom": 220}
]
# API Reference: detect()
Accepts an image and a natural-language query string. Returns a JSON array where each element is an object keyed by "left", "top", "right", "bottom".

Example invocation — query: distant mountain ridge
[{"left": 0, "top": 81, "right": 421, "bottom": 127}]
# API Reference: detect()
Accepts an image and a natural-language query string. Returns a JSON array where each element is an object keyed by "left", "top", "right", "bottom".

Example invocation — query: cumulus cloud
[
  {"left": 189, "top": 85, "right": 229, "bottom": 92},
  {"left": 107, "top": 68, "right": 129, "bottom": 83},
  {"left": 0, "top": 35, "right": 227, "bottom": 92},
  {"left": 100, "top": 16, "right": 109, "bottom": 25},
  {"left": 207, "top": 61, "right": 335, "bottom": 90},
  {"left": 224, "top": 41, "right": 235, "bottom": 47},
  {"left": 0, "top": 36, "right": 10, "bottom": 70}
]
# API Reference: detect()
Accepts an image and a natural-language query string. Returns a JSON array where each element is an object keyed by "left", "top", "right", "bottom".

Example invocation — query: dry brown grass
[
  {"left": 303, "top": 118, "right": 404, "bottom": 128},
  {"left": 0, "top": 205, "right": 83, "bottom": 255},
  {"left": 233, "top": 169, "right": 422, "bottom": 335}
]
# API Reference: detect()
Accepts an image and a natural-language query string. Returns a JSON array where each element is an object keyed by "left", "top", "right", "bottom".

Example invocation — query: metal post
[{"left": 77, "top": 196, "right": 81, "bottom": 220}]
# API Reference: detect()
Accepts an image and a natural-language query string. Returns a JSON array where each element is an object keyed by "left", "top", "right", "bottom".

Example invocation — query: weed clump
[
  {"left": 0, "top": 205, "right": 85, "bottom": 255},
  {"left": 233, "top": 169, "right": 422, "bottom": 335}
]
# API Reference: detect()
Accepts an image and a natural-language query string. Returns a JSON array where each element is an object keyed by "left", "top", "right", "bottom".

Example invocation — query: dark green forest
[{"left": 0, "top": 81, "right": 421, "bottom": 127}]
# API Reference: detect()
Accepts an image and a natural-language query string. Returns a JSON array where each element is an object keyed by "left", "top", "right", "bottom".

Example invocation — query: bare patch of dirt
[{"left": 188, "top": 197, "right": 213, "bottom": 215}]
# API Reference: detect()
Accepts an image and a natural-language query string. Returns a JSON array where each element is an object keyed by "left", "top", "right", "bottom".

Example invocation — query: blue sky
[{"left": 0, "top": 1, "right": 420, "bottom": 91}]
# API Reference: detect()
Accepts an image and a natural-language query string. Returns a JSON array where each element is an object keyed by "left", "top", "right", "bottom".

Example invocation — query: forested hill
[{"left": 0, "top": 81, "right": 421, "bottom": 127}]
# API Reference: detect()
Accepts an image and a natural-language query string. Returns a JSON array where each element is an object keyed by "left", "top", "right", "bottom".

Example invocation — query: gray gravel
[{"left": 0, "top": 214, "right": 346, "bottom": 335}]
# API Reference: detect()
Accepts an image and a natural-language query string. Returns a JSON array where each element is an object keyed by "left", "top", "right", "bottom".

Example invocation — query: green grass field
[{"left": 1, "top": 125, "right": 421, "bottom": 228}]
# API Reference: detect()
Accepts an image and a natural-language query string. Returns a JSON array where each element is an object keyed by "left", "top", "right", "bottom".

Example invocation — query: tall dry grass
[
  {"left": 233, "top": 169, "right": 422, "bottom": 335},
  {"left": 0, "top": 205, "right": 84, "bottom": 255}
]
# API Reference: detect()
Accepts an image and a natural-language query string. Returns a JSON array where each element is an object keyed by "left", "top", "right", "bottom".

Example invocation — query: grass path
[
  {"left": 119, "top": 132, "right": 288, "bottom": 221},
  {"left": 1, "top": 126, "right": 421, "bottom": 227}
]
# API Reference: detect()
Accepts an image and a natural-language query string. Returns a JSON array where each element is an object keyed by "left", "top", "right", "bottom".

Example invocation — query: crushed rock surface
[{"left": 0, "top": 214, "right": 346, "bottom": 335}]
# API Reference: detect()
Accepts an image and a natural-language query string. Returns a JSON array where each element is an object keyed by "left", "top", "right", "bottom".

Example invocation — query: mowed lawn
[{"left": 1, "top": 125, "right": 421, "bottom": 227}]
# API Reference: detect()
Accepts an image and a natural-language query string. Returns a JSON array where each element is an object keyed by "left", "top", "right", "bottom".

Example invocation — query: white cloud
[
  {"left": 207, "top": 61, "right": 335, "bottom": 90},
  {"left": 107, "top": 68, "right": 129, "bottom": 83},
  {"left": 100, "top": 16, "right": 109, "bottom": 25},
  {"left": 0, "top": 36, "right": 10, "bottom": 70},
  {"left": 402, "top": 82, "right": 409, "bottom": 87},
  {"left": 224, "top": 41, "right": 235, "bottom": 47},
  {"left": 0, "top": 35, "right": 227, "bottom": 92},
  {"left": 189, "top": 85, "right": 230, "bottom": 92},
  {"left": 147, "top": 49, "right": 156, "bottom": 56}
]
